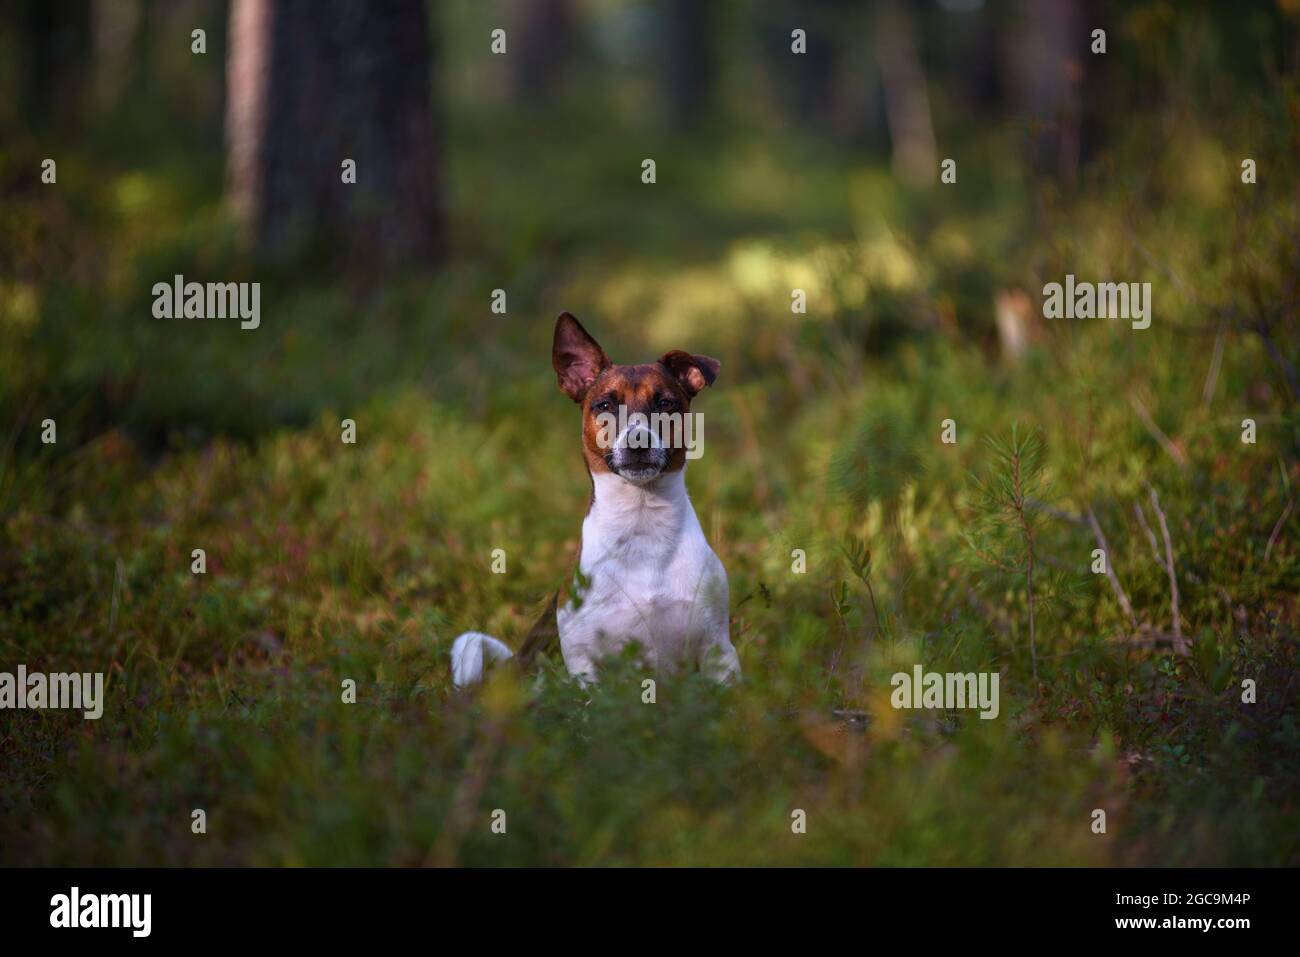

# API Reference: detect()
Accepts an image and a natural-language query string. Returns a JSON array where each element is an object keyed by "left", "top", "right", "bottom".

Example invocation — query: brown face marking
[
  {"left": 579, "top": 363, "right": 695, "bottom": 476},
  {"left": 551, "top": 313, "right": 720, "bottom": 482}
]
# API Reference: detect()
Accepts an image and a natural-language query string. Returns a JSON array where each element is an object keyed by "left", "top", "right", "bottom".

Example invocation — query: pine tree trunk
[
  {"left": 22, "top": 0, "right": 91, "bottom": 132},
  {"left": 225, "top": 0, "right": 442, "bottom": 265}
]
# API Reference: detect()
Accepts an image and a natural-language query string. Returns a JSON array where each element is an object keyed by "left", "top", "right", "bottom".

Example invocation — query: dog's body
[
  {"left": 451, "top": 314, "right": 741, "bottom": 687},
  {"left": 558, "top": 469, "right": 738, "bottom": 682}
]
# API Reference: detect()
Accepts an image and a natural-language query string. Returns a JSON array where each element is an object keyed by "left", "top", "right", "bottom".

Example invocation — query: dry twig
[
  {"left": 1265, "top": 499, "right": 1295, "bottom": 563},
  {"left": 1085, "top": 506, "right": 1138, "bottom": 629},
  {"left": 1147, "top": 485, "right": 1189, "bottom": 656},
  {"left": 1129, "top": 394, "right": 1188, "bottom": 468}
]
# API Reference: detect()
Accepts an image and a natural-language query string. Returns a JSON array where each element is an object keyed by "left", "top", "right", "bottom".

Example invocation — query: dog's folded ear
[
  {"left": 553, "top": 313, "right": 610, "bottom": 402},
  {"left": 658, "top": 350, "right": 721, "bottom": 398}
]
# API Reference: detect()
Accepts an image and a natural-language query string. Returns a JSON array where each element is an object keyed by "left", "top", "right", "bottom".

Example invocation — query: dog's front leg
[
  {"left": 557, "top": 626, "right": 602, "bottom": 685},
  {"left": 689, "top": 562, "right": 741, "bottom": 684},
  {"left": 700, "top": 626, "right": 742, "bottom": 684}
]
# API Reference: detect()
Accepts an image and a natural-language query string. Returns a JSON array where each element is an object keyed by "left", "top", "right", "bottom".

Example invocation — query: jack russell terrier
[{"left": 451, "top": 313, "right": 742, "bottom": 687}]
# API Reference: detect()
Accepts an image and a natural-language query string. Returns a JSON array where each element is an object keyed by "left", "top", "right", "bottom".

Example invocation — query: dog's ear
[
  {"left": 553, "top": 313, "right": 610, "bottom": 403},
  {"left": 659, "top": 350, "right": 720, "bottom": 398}
]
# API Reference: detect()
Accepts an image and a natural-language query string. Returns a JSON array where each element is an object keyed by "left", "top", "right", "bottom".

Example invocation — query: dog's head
[{"left": 552, "top": 312, "right": 719, "bottom": 484}]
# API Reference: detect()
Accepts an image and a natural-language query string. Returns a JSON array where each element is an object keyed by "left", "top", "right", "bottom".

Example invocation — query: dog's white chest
[{"left": 557, "top": 470, "right": 735, "bottom": 681}]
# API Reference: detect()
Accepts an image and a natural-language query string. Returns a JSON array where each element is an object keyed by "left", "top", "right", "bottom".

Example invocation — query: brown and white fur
[{"left": 451, "top": 313, "right": 741, "bottom": 687}]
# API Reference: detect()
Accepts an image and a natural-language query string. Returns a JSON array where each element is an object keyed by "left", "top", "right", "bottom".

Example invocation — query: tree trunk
[
  {"left": 1009, "top": 0, "right": 1083, "bottom": 187},
  {"left": 512, "top": 0, "right": 575, "bottom": 103},
  {"left": 663, "top": 0, "right": 715, "bottom": 128},
  {"left": 225, "top": 0, "right": 442, "bottom": 265},
  {"left": 875, "top": 0, "right": 937, "bottom": 188},
  {"left": 22, "top": 0, "right": 92, "bottom": 132}
]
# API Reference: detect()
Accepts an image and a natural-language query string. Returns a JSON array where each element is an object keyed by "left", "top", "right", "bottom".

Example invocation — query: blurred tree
[
  {"left": 875, "top": 0, "right": 937, "bottom": 187},
  {"left": 761, "top": 0, "right": 884, "bottom": 145},
  {"left": 512, "top": 0, "right": 575, "bottom": 103},
  {"left": 932, "top": 0, "right": 1002, "bottom": 117},
  {"left": 662, "top": 0, "right": 715, "bottom": 128},
  {"left": 21, "top": 0, "right": 92, "bottom": 132},
  {"left": 1008, "top": 0, "right": 1083, "bottom": 186},
  {"left": 225, "top": 0, "right": 442, "bottom": 264}
]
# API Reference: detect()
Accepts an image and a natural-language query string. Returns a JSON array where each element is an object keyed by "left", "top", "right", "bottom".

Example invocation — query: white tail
[{"left": 450, "top": 632, "right": 514, "bottom": 687}]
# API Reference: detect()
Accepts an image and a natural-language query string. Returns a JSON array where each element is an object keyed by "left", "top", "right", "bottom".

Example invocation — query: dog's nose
[{"left": 616, "top": 425, "right": 661, "bottom": 452}]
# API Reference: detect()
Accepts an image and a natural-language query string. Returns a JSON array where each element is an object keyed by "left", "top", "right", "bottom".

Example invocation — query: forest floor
[{"left": 2, "top": 101, "right": 1298, "bottom": 865}]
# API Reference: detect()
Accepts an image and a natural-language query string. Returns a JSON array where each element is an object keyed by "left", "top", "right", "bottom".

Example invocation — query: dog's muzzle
[{"left": 610, "top": 424, "right": 668, "bottom": 482}]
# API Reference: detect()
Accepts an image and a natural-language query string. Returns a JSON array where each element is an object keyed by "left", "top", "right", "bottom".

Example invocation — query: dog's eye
[
  {"left": 592, "top": 399, "right": 613, "bottom": 413},
  {"left": 655, "top": 396, "right": 677, "bottom": 411}
]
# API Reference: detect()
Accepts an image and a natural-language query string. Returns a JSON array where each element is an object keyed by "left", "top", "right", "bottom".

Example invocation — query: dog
[{"left": 451, "top": 313, "right": 741, "bottom": 687}]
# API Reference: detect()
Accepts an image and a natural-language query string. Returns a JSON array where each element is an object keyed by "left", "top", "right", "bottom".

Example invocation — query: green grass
[{"left": 2, "top": 53, "right": 1299, "bottom": 865}]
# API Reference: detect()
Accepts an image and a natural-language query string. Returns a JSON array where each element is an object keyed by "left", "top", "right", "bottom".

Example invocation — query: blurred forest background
[{"left": 1, "top": 0, "right": 1298, "bottom": 865}]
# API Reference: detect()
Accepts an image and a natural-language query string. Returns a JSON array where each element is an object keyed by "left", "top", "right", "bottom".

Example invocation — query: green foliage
[{"left": 1, "top": 1, "right": 1298, "bottom": 866}]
